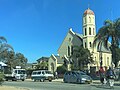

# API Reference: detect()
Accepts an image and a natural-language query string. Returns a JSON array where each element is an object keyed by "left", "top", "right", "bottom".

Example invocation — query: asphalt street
[{"left": 2, "top": 79, "right": 120, "bottom": 90}]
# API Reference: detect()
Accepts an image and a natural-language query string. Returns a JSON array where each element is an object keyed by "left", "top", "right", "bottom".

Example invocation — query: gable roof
[
  {"left": 75, "top": 33, "right": 83, "bottom": 41},
  {"left": 54, "top": 55, "right": 64, "bottom": 64},
  {"left": 58, "top": 28, "right": 83, "bottom": 52},
  {"left": 51, "top": 54, "right": 64, "bottom": 64},
  {"left": 37, "top": 57, "right": 49, "bottom": 62}
]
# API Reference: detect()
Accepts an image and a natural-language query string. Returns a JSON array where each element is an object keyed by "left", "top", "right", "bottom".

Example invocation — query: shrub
[
  {"left": 0, "top": 72, "right": 4, "bottom": 85},
  {"left": 57, "top": 65, "right": 67, "bottom": 78}
]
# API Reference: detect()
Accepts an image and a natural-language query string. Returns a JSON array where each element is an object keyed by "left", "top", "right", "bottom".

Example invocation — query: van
[
  {"left": 5, "top": 69, "right": 26, "bottom": 81},
  {"left": 31, "top": 70, "right": 54, "bottom": 82}
]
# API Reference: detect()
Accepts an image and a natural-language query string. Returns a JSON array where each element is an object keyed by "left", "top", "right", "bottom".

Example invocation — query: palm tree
[{"left": 93, "top": 18, "right": 120, "bottom": 67}]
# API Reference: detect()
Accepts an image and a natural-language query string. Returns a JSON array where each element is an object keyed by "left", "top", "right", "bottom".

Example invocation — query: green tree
[
  {"left": 115, "top": 47, "right": 120, "bottom": 66},
  {"left": 14, "top": 53, "right": 28, "bottom": 69},
  {"left": 0, "top": 36, "right": 14, "bottom": 63},
  {"left": 71, "top": 45, "right": 93, "bottom": 70},
  {"left": 93, "top": 18, "right": 120, "bottom": 67},
  {"left": 0, "top": 36, "right": 28, "bottom": 69},
  {"left": 6, "top": 51, "right": 15, "bottom": 70},
  {"left": 57, "top": 65, "right": 67, "bottom": 75}
]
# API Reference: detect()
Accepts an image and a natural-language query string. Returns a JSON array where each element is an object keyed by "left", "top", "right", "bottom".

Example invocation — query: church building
[{"left": 58, "top": 8, "right": 112, "bottom": 71}]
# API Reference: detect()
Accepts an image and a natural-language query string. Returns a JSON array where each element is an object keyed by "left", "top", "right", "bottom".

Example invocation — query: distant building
[
  {"left": 37, "top": 57, "right": 49, "bottom": 63},
  {"left": 25, "top": 63, "right": 33, "bottom": 69},
  {"left": 32, "top": 63, "right": 38, "bottom": 69},
  {"left": 0, "top": 62, "right": 7, "bottom": 73}
]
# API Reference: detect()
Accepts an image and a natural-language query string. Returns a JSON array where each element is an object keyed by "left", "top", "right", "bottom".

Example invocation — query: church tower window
[
  {"left": 89, "top": 27, "right": 91, "bottom": 35},
  {"left": 84, "top": 17, "right": 86, "bottom": 23},
  {"left": 89, "top": 16, "right": 91, "bottom": 23},
  {"left": 85, "top": 28, "right": 87, "bottom": 35},
  {"left": 89, "top": 42, "right": 92, "bottom": 47}
]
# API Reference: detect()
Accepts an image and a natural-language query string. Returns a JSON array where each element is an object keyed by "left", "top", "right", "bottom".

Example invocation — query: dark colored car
[{"left": 63, "top": 71, "right": 92, "bottom": 84}]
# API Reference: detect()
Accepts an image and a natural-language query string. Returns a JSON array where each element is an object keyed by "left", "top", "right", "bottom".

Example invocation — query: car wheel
[
  {"left": 22, "top": 79, "right": 25, "bottom": 81},
  {"left": 48, "top": 77, "right": 52, "bottom": 82},
  {"left": 64, "top": 78, "right": 67, "bottom": 83},
  {"left": 32, "top": 79, "right": 36, "bottom": 82},
  {"left": 77, "top": 79, "right": 81, "bottom": 83},
  {"left": 40, "top": 78, "right": 44, "bottom": 82}
]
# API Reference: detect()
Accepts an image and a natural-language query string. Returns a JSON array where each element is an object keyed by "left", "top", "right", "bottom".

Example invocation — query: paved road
[{"left": 3, "top": 79, "right": 120, "bottom": 90}]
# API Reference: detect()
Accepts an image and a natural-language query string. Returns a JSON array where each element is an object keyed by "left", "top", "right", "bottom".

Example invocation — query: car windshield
[
  {"left": 79, "top": 72, "right": 86, "bottom": 75},
  {"left": 17, "top": 70, "right": 26, "bottom": 74},
  {"left": 45, "top": 71, "right": 52, "bottom": 74},
  {"left": 75, "top": 71, "right": 86, "bottom": 75}
]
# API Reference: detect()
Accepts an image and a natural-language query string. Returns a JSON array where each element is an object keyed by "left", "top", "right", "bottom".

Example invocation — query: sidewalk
[
  {"left": 52, "top": 78, "right": 63, "bottom": 82},
  {"left": 0, "top": 86, "right": 29, "bottom": 90},
  {"left": 26, "top": 78, "right": 63, "bottom": 82}
]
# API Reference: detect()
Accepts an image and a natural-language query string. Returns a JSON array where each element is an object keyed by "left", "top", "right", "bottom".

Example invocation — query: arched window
[
  {"left": 89, "top": 42, "right": 92, "bottom": 47},
  {"left": 85, "top": 42, "right": 87, "bottom": 48},
  {"left": 89, "top": 27, "right": 91, "bottom": 35},
  {"left": 107, "top": 57, "right": 109, "bottom": 66},
  {"left": 71, "top": 46, "right": 73, "bottom": 55},
  {"left": 89, "top": 17, "right": 91, "bottom": 23},
  {"left": 51, "top": 63, "right": 54, "bottom": 73},
  {"left": 93, "top": 28, "right": 95, "bottom": 35},
  {"left": 85, "top": 28, "right": 87, "bottom": 35},
  {"left": 84, "top": 17, "right": 86, "bottom": 23},
  {"left": 68, "top": 46, "right": 70, "bottom": 56}
]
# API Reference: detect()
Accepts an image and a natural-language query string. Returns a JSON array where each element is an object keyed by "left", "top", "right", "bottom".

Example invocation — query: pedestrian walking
[{"left": 99, "top": 67, "right": 105, "bottom": 84}]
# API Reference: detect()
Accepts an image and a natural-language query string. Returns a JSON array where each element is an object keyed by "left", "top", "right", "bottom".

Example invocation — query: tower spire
[{"left": 88, "top": 3, "right": 90, "bottom": 9}]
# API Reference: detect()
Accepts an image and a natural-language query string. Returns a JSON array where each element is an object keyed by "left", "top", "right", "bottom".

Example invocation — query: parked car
[
  {"left": 63, "top": 71, "right": 92, "bottom": 84},
  {"left": 31, "top": 70, "right": 54, "bottom": 82}
]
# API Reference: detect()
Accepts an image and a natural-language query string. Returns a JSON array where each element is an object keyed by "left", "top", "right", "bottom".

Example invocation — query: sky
[{"left": 0, "top": 0, "right": 120, "bottom": 63}]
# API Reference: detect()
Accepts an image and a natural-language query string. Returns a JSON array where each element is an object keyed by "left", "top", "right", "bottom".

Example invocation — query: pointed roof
[
  {"left": 51, "top": 54, "right": 64, "bottom": 64},
  {"left": 58, "top": 28, "right": 83, "bottom": 52}
]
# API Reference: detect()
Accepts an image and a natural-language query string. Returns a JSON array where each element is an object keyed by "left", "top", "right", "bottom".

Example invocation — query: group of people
[{"left": 99, "top": 66, "right": 116, "bottom": 85}]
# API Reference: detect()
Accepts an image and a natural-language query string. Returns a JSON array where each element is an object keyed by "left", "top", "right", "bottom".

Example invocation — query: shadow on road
[
  {"left": 114, "top": 83, "right": 120, "bottom": 86},
  {"left": 91, "top": 84, "right": 113, "bottom": 89}
]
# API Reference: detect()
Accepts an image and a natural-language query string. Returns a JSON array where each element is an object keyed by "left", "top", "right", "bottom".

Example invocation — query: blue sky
[{"left": 0, "top": 0, "right": 120, "bottom": 63}]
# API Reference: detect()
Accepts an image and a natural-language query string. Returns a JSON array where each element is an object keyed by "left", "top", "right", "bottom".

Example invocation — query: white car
[{"left": 31, "top": 70, "right": 54, "bottom": 82}]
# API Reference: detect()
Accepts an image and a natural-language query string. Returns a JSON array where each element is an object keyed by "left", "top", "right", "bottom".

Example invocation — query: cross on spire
[{"left": 88, "top": 3, "right": 90, "bottom": 9}]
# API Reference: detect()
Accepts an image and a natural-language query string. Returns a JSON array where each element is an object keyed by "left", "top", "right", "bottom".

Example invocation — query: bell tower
[{"left": 82, "top": 8, "right": 96, "bottom": 52}]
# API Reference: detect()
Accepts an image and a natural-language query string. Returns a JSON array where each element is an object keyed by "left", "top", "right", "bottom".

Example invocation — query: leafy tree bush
[
  {"left": 57, "top": 65, "right": 67, "bottom": 78},
  {"left": 0, "top": 72, "right": 4, "bottom": 85},
  {"left": 26, "top": 68, "right": 34, "bottom": 78},
  {"left": 71, "top": 45, "right": 93, "bottom": 70}
]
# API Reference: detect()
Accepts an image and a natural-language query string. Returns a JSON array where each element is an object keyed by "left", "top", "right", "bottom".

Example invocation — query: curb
[{"left": 52, "top": 79, "right": 63, "bottom": 82}]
